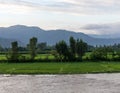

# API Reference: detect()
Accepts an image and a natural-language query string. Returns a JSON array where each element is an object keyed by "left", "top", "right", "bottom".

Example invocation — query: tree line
[
  {"left": 55, "top": 36, "right": 87, "bottom": 61},
  {"left": 4, "top": 36, "right": 88, "bottom": 62},
  {"left": 6, "top": 37, "right": 38, "bottom": 61},
  {"left": 1, "top": 36, "right": 120, "bottom": 62}
]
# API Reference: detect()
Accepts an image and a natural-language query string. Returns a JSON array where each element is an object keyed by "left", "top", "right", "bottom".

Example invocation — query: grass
[
  {"left": 0, "top": 54, "right": 6, "bottom": 60},
  {"left": 1, "top": 53, "right": 120, "bottom": 74},
  {"left": 0, "top": 62, "right": 120, "bottom": 74},
  {"left": 0, "top": 54, "right": 55, "bottom": 60}
]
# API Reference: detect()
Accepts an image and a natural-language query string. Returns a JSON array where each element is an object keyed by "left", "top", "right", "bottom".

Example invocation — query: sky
[{"left": 0, "top": 0, "right": 120, "bottom": 35}]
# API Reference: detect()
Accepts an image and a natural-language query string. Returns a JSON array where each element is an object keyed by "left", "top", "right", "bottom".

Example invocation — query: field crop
[
  {"left": 0, "top": 54, "right": 55, "bottom": 61},
  {"left": 0, "top": 62, "right": 119, "bottom": 74}
]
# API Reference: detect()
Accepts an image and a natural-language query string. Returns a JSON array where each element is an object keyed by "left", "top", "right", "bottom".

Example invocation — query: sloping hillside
[{"left": 0, "top": 25, "right": 120, "bottom": 47}]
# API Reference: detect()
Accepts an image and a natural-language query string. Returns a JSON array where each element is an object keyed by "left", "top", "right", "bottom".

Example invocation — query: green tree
[
  {"left": 103, "top": 46, "right": 114, "bottom": 59},
  {"left": 6, "top": 41, "right": 19, "bottom": 61},
  {"left": 55, "top": 40, "right": 70, "bottom": 61},
  {"left": 37, "top": 42, "right": 47, "bottom": 51},
  {"left": 76, "top": 39, "right": 88, "bottom": 61},
  {"left": 11, "top": 41, "right": 19, "bottom": 60},
  {"left": 29, "top": 37, "right": 37, "bottom": 60},
  {"left": 69, "top": 36, "right": 76, "bottom": 58},
  {"left": 0, "top": 45, "right": 3, "bottom": 52},
  {"left": 90, "top": 46, "right": 114, "bottom": 60},
  {"left": 90, "top": 47, "right": 105, "bottom": 60}
]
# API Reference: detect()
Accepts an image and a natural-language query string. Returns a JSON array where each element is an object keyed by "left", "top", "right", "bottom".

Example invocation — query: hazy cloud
[
  {"left": 82, "top": 23, "right": 120, "bottom": 35},
  {"left": 0, "top": 0, "right": 120, "bottom": 15},
  {"left": 0, "top": 0, "right": 36, "bottom": 7}
]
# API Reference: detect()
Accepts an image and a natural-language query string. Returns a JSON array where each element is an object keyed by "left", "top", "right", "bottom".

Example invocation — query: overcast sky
[{"left": 0, "top": 0, "right": 120, "bottom": 35}]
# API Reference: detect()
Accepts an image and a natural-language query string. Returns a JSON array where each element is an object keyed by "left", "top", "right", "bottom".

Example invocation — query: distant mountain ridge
[
  {"left": 0, "top": 37, "right": 22, "bottom": 48},
  {"left": 0, "top": 25, "right": 120, "bottom": 47}
]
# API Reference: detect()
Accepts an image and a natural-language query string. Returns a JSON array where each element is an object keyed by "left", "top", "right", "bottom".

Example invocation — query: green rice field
[{"left": 0, "top": 62, "right": 119, "bottom": 74}]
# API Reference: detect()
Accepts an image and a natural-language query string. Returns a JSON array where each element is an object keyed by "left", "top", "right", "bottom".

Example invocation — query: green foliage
[
  {"left": 0, "top": 45, "right": 3, "bottom": 51},
  {"left": 55, "top": 37, "right": 88, "bottom": 61},
  {"left": 90, "top": 48, "right": 105, "bottom": 60},
  {"left": 29, "top": 37, "right": 37, "bottom": 60},
  {"left": 69, "top": 36, "right": 76, "bottom": 58},
  {"left": 3, "top": 36, "right": 120, "bottom": 62},
  {"left": 51, "top": 50, "right": 59, "bottom": 60},
  {"left": 76, "top": 39, "right": 88, "bottom": 60},
  {"left": 55, "top": 40, "right": 70, "bottom": 61},
  {"left": 90, "top": 46, "right": 114, "bottom": 60},
  {"left": 37, "top": 42, "right": 47, "bottom": 51},
  {"left": 6, "top": 41, "right": 19, "bottom": 61}
]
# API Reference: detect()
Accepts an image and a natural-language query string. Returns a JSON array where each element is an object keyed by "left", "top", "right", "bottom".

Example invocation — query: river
[{"left": 0, "top": 74, "right": 120, "bottom": 93}]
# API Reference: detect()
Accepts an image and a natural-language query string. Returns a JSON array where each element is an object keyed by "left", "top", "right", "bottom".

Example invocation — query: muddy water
[{"left": 0, "top": 74, "right": 120, "bottom": 93}]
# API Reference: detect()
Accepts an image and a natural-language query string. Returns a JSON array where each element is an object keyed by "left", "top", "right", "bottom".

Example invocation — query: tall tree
[
  {"left": 10, "top": 41, "right": 19, "bottom": 61},
  {"left": 69, "top": 36, "right": 76, "bottom": 58},
  {"left": 55, "top": 40, "right": 69, "bottom": 61},
  {"left": 0, "top": 45, "right": 3, "bottom": 52},
  {"left": 29, "top": 37, "right": 37, "bottom": 60},
  {"left": 76, "top": 39, "right": 87, "bottom": 61}
]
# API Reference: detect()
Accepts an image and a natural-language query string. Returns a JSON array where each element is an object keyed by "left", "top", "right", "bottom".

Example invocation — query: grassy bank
[{"left": 0, "top": 62, "right": 120, "bottom": 74}]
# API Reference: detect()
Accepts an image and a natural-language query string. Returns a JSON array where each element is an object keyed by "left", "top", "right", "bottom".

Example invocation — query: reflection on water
[{"left": 0, "top": 74, "right": 120, "bottom": 93}]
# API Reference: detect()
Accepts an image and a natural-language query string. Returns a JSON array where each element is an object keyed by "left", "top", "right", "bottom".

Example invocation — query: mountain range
[{"left": 0, "top": 25, "right": 120, "bottom": 47}]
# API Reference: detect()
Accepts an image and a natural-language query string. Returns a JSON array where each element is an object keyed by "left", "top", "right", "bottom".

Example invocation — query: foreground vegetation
[
  {"left": 0, "top": 36, "right": 120, "bottom": 74},
  {"left": 1, "top": 36, "right": 120, "bottom": 62},
  {"left": 0, "top": 62, "right": 120, "bottom": 74}
]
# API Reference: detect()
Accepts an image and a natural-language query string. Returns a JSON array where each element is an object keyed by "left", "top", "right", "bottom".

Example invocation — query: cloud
[
  {"left": 82, "top": 23, "right": 120, "bottom": 35},
  {"left": 0, "top": 0, "right": 34, "bottom": 14},
  {"left": 0, "top": 0, "right": 120, "bottom": 15},
  {"left": 40, "top": 0, "right": 120, "bottom": 15},
  {"left": 0, "top": 0, "right": 33, "bottom": 6}
]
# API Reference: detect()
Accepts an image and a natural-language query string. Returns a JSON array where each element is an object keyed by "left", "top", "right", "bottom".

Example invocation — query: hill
[
  {"left": 0, "top": 37, "right": 23, "bottom": 48},
  {"left": 0, "top": 25, "right": 120, "bottom": 47}
]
